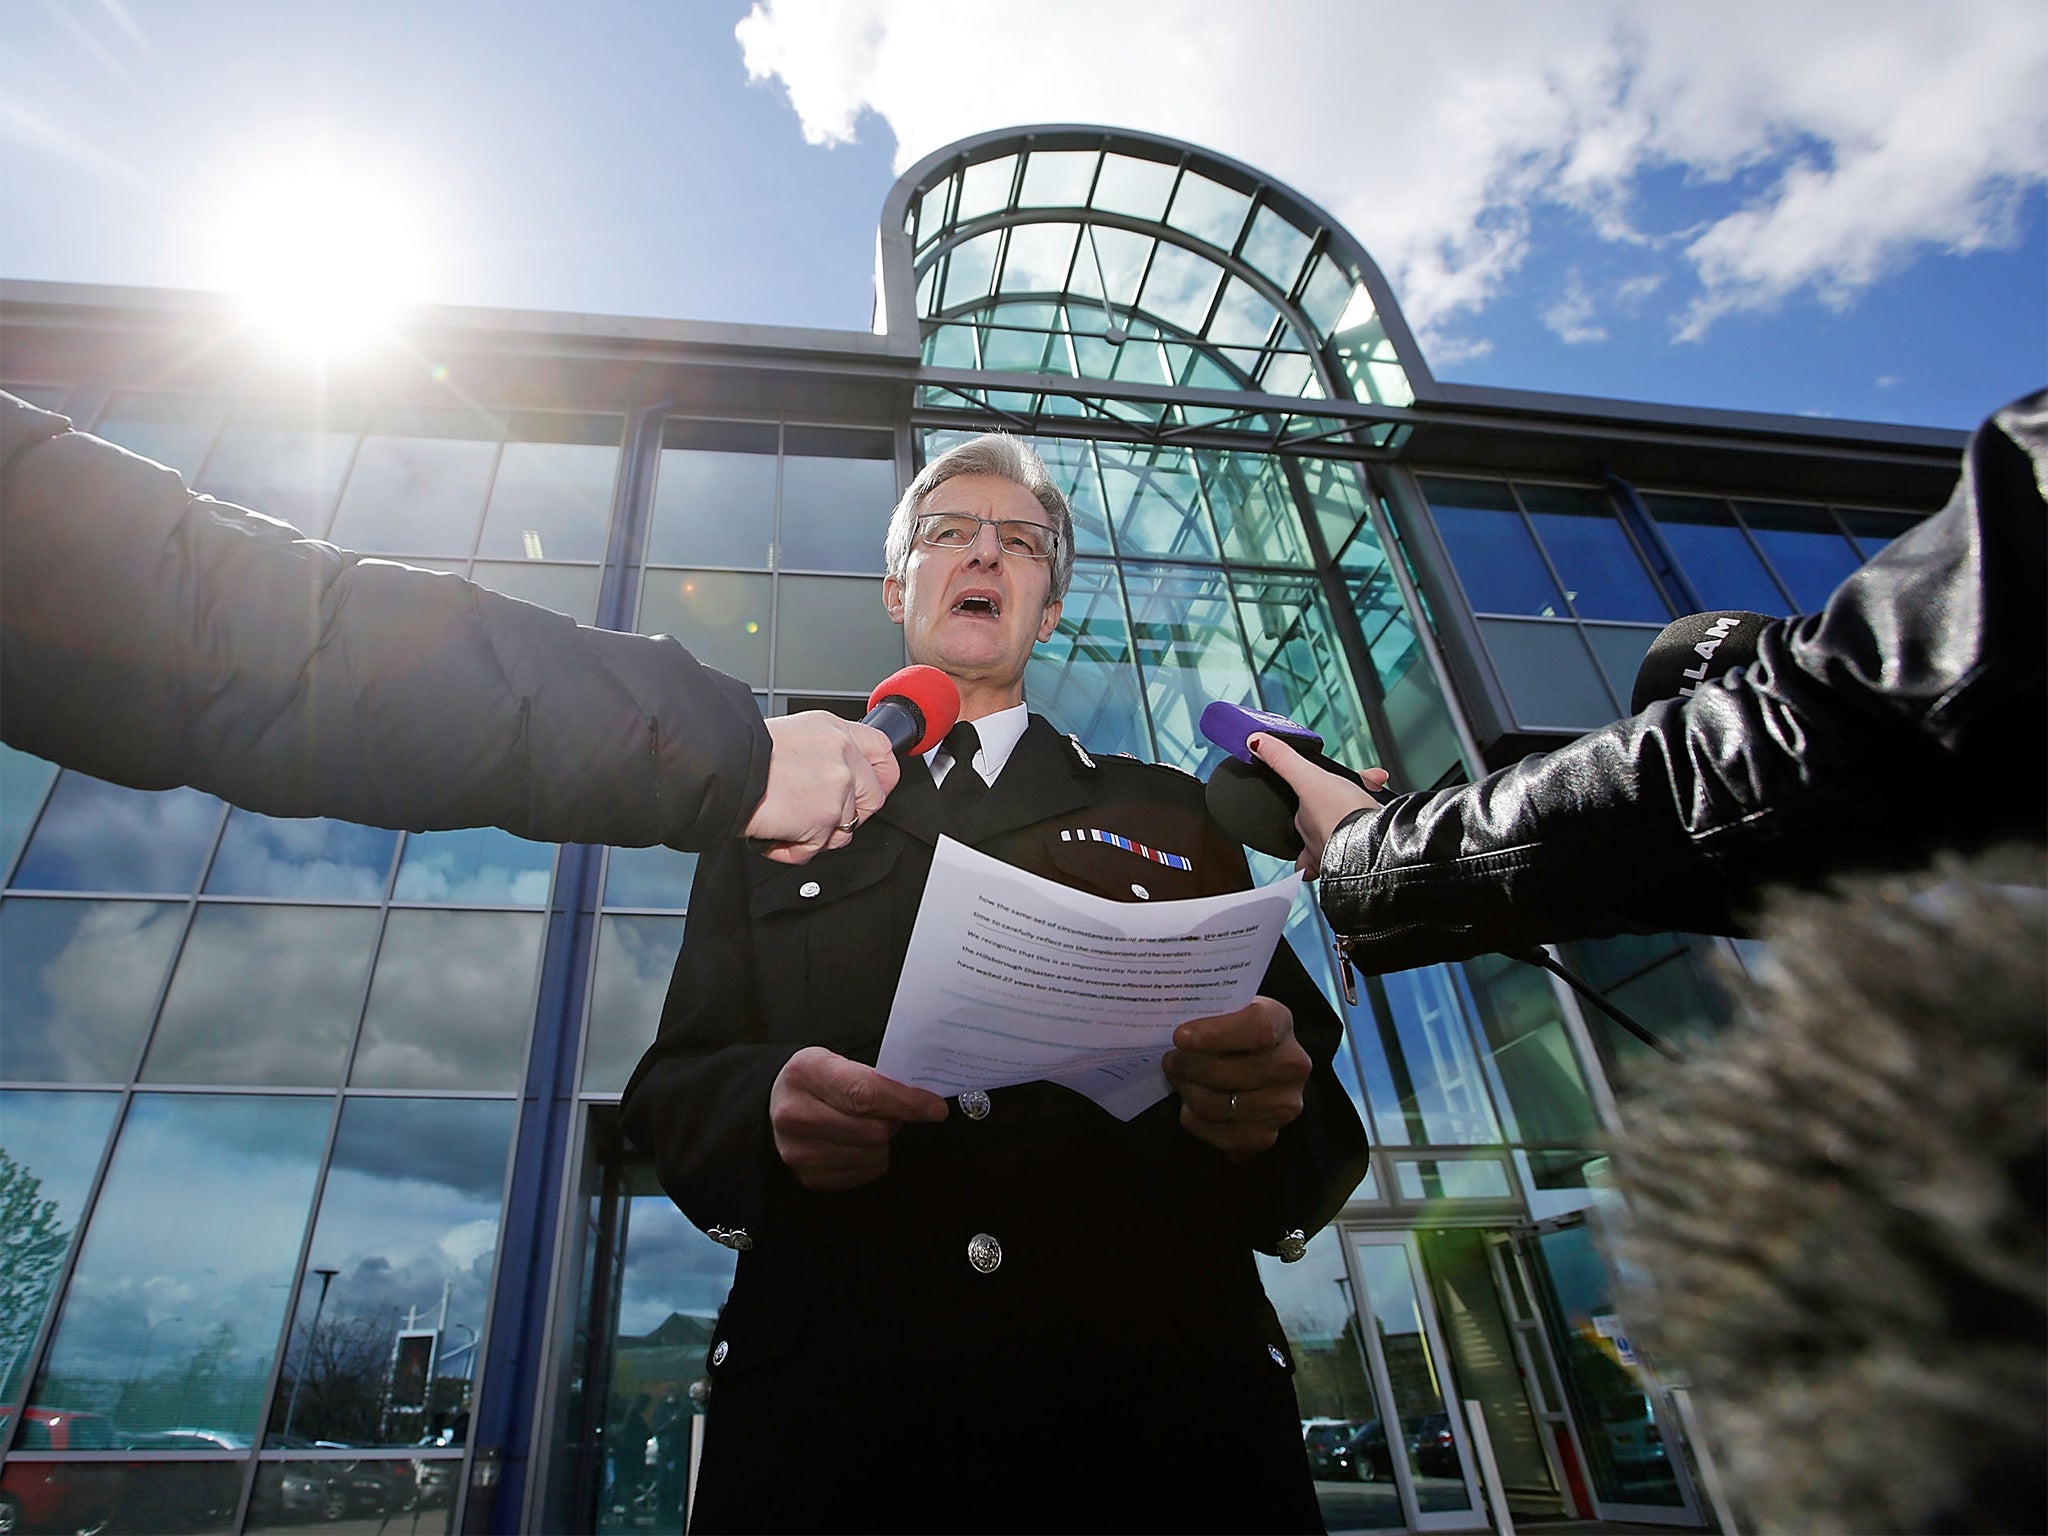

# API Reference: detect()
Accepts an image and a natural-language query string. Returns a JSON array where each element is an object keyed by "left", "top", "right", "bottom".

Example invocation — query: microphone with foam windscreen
[
  {"left": 864, "top": 665, "right": 961, "bottom": 756},
  {"left": 1630, "top": 610, "right": 1773, "bottom": 714},
  {"left": 1199, "top": 700, "right": 1369, "bottom": 860}
]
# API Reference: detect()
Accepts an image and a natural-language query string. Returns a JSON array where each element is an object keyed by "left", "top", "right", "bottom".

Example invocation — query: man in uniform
[{"left": 622, "top": 434, "right": 1369, "bottom": 1533}]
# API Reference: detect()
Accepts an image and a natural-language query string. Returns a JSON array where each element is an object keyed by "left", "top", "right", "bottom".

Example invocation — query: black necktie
[{"left": 936, "top": 721, "right": 986, "bottom": 811}]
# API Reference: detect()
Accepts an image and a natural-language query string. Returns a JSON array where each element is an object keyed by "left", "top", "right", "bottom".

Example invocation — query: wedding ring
[
  {"left": 1227, "top": 1092, "right": 1239, "bottom": 1123},
  {"left": 837, "top": 818, "right": 859, "bottom": 833}
]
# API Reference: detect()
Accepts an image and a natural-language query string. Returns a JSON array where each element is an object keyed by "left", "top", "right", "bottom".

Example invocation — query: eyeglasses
[{"left": 912, "top": 512, "right": 1060, "bottom": 561}]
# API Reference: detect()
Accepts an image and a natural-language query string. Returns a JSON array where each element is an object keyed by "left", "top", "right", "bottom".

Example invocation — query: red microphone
[{"left": 864, "top": 665, "right": 959, "bottom": 756}]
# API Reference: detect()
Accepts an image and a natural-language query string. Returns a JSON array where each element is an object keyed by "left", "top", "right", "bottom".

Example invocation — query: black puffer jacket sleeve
[
  {"left": 1319, "top": 388, "right": 2048, "bottom": 973},
  {"left": 0, "top": 391, "right": 769, "bottom": 847}
]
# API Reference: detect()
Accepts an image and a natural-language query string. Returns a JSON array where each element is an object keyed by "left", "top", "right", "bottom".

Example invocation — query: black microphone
[
  {"left": 863, "top": 665, "right": 961, "bottom": 756},
  {"left": 1630, "top": 610, "right": 1774, "bottom": 714}
]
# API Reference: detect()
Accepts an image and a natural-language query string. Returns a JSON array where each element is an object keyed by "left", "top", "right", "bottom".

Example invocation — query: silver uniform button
[
  {"left": 799, "top": 880, "right": 821, "bottom": 899},
  {"left": 966, "top": 1232, "right": 1003, "bottom": 1275},
  {"left": 711, "top": 1340, "right": 729, "bottom": 1367},
  {"left": 1277, "top": 1229, "right": 1309, "bottom": 1263},
  {"left": 1130, "top": 883, "right": 1150, "bottom": 900},
  {"left": 959, "top": 1090, "right": 991, "bottom": 1120},
  {"left": 1268, "top": 1344, "right": 1287, "bottom": 1368}
]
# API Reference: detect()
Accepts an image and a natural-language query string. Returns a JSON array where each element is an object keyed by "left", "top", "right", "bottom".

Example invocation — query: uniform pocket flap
[{"left": 747, "top": 842, "right": 901, "bottom": 918}]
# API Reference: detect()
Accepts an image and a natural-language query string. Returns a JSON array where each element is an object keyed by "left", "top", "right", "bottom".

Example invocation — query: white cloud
[
  {"left": 735, "top": 0, "right": 2048, "bottom": 357},
  {"left": 1543, "top": 274, "right": 1608, "bottom": 345}
]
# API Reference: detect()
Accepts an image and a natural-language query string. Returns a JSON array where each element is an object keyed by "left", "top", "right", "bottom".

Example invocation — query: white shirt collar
[{"left": 925, "top": 702, "right": 1029, "bottom": 788}]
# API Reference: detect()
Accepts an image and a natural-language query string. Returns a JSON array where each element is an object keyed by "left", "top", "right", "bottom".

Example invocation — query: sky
[{"left": 4, "top": 0, "right": 2043, "bottom": 430}]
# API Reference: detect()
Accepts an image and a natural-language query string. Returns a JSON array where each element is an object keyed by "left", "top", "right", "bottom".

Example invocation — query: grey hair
[{"left": 884, "top": 434, "right": 1076, "bottom": 602}]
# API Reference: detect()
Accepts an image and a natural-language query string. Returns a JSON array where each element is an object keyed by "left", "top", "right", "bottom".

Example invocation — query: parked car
[
  {"left": 1342, "top": 1419, "right": 1395, "bottom": 1482},
  {"left": 114, "top": 1435, "right": 242, "bottom": 1533},
  {"left": 1406, "top": 1411, "right": 1461, "bottom": 1477},
  {"left": 0, "top": 1406, "right": 122, "bottom": 1536},
  {"left": 1300, "top": 1418, "right": 1360, "bottom": 1479}
]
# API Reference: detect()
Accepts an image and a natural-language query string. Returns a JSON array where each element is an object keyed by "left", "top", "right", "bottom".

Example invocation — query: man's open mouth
[{"left": 952, "top": 595, "right": 1001, "bottom": 617}]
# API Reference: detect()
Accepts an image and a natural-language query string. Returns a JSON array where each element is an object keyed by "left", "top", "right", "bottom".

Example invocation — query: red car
[{"left": 0, "top": 1406, "right": 122, "bottom": 1536}]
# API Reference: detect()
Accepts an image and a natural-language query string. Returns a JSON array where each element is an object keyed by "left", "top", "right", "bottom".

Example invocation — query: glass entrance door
[
  {"left": 1523, "top": 1220, "right": 1703, "bottom": 1525},
  {"left": 1343, "top": 1232, "right": 1485, "bottom": 1532}
]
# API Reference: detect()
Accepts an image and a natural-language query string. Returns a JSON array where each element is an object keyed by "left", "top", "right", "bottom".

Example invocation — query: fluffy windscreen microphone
[
  {"left": 1630, "top": 610, "right": 1773, "bottom": 714},
  {"left": 864, "top": 665, "right": 961, "bottom": 756},
  {"left": 1199, "top": 700, "right": 1368, "bottom": 859}
]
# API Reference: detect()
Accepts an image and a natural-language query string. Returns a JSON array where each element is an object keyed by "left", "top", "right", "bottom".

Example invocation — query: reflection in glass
[
  {"left": 327, "top": 410, "right": 499, "bottom": 555},
  {"left": 470, "top": 561, "right": 604, "bottom": 625},
  {"left": 9, "top": 776, "right": 222, "bottom": 894},
  {"left": 247, "top": 1460, "right": 455, "bottom": 1533},
  {"left": 1236, "top": 574, "right": 1375, "bottom": 772},
  {"left": 645, "top": 437, "right": 778, "bottom": 569},
  {"left": 1478, "top": 619, "right": 1621, "bottom": 728},
  {"left": 1097, "top": 443, "right": 1218, "bottom": 561},
  {"left": 1124, "top": 564, "right": 1256, "bottom": 774},
  {"left": 1520, "top": 485, "right": 1668, "bottom": 624},
  {"left": 32, "top": 1093, "right": 328, "bottom": 1440},
  {"left": 477, "top": 436, "right": 621, "bottom": 564},
  {"left": 774, "top": 577, "right": 903, "bottom": 693},
  {"left": 780, "top": 442, "right": 896, "bottom": 572},
  {"left": 1641, "top": 494, "right": 1790, "bottom": 615},
  {"left": 196, "top": 403, "right": 361, "bottom": 534},
  {"left": 1392, "top": 1158, "right": 1513, "bottom": 1200},
  {"left": 144, "top": 905, "right": 381, "bottom": 1086},
  {"left": 1354, "top": 1240, "right": 1474, "bottom": 1513},
  {"left": 272, "top": 1097, "right": 515, "bottom": 1448},
  {"left": 1453, "top": 950, "right": 1601, "bottom": 1149},
  {"left": 1026, "top": 563, "right": 1151, "bottom": 761},
  {"left": 1199, "top": 449, "right": 1310, "bottom": 566},
  {"left": 1373, "top": 967, "right": 1503, "bottom": 1145},
  {"left": 90, "top": 392, "right": 224, "bottom": 477},
  {"left": 638, "top": 571, "right": 773, "bottom": 687},
  {"left": 204, "top": 811, "right": 398, "bottom": 900},
  {"left": 1022, "top": 435, "right": 1112, "bottom": 554},
  {"left": 393, "top": 828, "right": 554, "bottom": 906},
  {"left": 584, "top": 916, "right": 686, "bottom": 1094},
  {"left": 352, "top": 910, "right": 545, "bottom": 1090},
  {"left": 0, "top": 744, "right": 57, "bottom": 879},
  {"left": 0, "top": 1090, "right": 122, "bottom": 1403},
  {"left": 1420, "top": 479, "right": 1564, "bottom": 617},
  {"left": 1735, "top": 501, "right": 1861, "bottom": 613},
  {"left": 603, "top": 845, "right": 699, "bottom": 911},
  {"left": 1, "top": 899, "right": 185, "bottom": 1081},
  {"left": 106, "top": 1461, "right": 243, "bottom": 1535}
]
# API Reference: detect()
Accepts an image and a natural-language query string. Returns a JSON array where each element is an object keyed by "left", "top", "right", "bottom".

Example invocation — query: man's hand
[
  {"left": 769, "top": 1046, "right": 949, "bottom": 1191},
  {"left": 1247, "top": 733, "right": 1389, "bottom": 878},
  {"left": 1162, "top": 996, "right": 1312, "bottom": 1156},
  {"left": 744, "top": 712, "right": 902, "bottom": 865}
]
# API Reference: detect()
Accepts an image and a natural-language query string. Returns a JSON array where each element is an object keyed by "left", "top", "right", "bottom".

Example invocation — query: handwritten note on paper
[{"left": 874, "top": 836, "right": 1302, "bottom": 1119}]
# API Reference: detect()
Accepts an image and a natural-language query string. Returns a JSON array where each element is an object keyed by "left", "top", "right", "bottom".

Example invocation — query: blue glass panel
[
  {"left": 1418, "top": 478, "right": 1564, "bottom": 618},
  {"left": 1376, "top": 966, "right": 1504, "bottom": 1144},
  {"left": 204, "top": 812, "right": 398, "bottom": 900},
  {"left": 1640, "top": 493, "right": 1789, "bottom": 615},
  {"left": 1519, "top": 485, "right": 1669, "bottom": 624},
  {"left": 31, "top": 1093, "right": 329, "bottom": 1439},
  {"left": 1022, "top": 436, "right": 1112, "bottom": 555},
  {"left": 9, "top": 776, "right": 222, "bottom": 894},
  {"left": 1025, "top": 562, "right": 1151, "bottom": 761},
  {"left": 1235, "top": 574, "right": 1376, "bottom": 771},
  {"left": 1097, "top": 444, "right": 1218, "bottom": 560},
  {"left": 393, "top": 828, "right": 554, "bottom": 906},
  {"left": 583, "top": 915, "right": 687, "bottom": 1094},
  {"left": 1584, "top": 624, "right": 1662, "bottom": 715},
  {"left": 1123, "top": 563, "right": 1256, "bottom": 775},
  {"left": 273, "top": 1097, "right": 515, "bottom": 1447},
  {"left": 1735, "top": 501, "right": 1862, "bottom": 613},
  {"left": 351, "top": 910, "right": 545, "bottom": 1091},
  {"left": 1479, "top": 619, "right": 1623, "bottom": 729},
  {"left": 1, "top": 898, "right": 185, "bottom": 1081},
  {"left": 603, "top": 845, "right": 700, "bottom": 911},
  {"left": 1839, "top": 507, "right": 1919, "bottom": 559},
  {"left": 1, "top": 743, "right": 58, "bottom": 879},
  {"left": 1199, "top": 450, "right": 1310, "bottom": 567}
]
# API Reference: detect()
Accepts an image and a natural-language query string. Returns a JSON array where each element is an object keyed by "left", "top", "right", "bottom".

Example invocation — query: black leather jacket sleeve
[
  {"left": 1319, "top": 389, "right": 2048, "bottom": 974},
  {"left": 0, "top": 391, "right": 770, "bottom": 848}
]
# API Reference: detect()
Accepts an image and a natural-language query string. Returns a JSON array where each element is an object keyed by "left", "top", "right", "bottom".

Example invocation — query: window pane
[
  {"left": 1840, "top": 507, "right": 1919, "bottom": 558},
  {"left": 203, "top": 811, "right": 398, "bottom": 900},
  {"left": 1519, "top": 484, "right": 1668, "bottom": 623},
  {"left": 1641, "top": 493, "right": 1789, "bottom": 614},
  {"left": 195, "top": 400, "right": 362, "bottom": 535},
  {"left": 31, "top": 1093, "right": 329, "bottom": 1440},
  {"left": 1419, "top": 478, "right": 1565, "bottom": 617},
  {"left": 475, "top": 425, "right": 622, "bottom": 564},
  {"left": 1018, "top": 149, "right": 1097, "bottom": 208},
  {"left": 1241, "top": 205, "right": 1312, "bottom": 294},
  {"left": 1098, "top": 443, "right": 1218, "bottom": 560},
  {"left": 646, "top": 437, "right": 778, "bottom": 569},
  {"left": 144, "top": 905, "right": 381, "bottom": 1086},
  {"left": 1, "top": 743, "right": 58, "bottom": 878},
  {"left": 1583, "top": 624, "right": 1660, "bottom": 714},
  {"left": 326, "top": 407, "right": 500, "bottom": 556},
  {"left": 271, "top": 1097, "right": 515, "bottom": 1447},
  {"left": 1735, "top": 501, "right": 1861, "bottom": 613},
  {"left": 1199, "top": 449, "right": 1310, "bottom": 566},
  {"left": 1478, "top": 619, "right": 1622, "bottom": 729},
  {"left": 1237, "top": 574, "right": 1376, "bottom": 772},
  {"left": 998, "top": 221, "right": 1080, "bottom": 296},
  {"left": 1393, "top": 1158, "right": 1513, "bottom": 1200},
  {"left": 1136, "top": 241, "right": 1223, "bottom": 335},
  {"left": 1090, "top": 154, "right": 1174, "bottom": 222},
  {"left": 1167, "top": 171, "right": 1251, "bottom": 251},
  {"left": 0, "top": 1089, "right": 123, "bottom": 1404},
  {"left": 1455, "top": 950, "right": 1601, "bottom": 1145},
  {"left": 953, "top": 154, "right": 1015, "bottom": 222},
  {"left": 1019, "top": 434, "right": 1112, "bottom": 555},
  {"left": 392, "top": 828, "right": 554, "bottom": 906},
  {"left": 9, "top": 776, "right": 222, "bottom": 894},
  {"left": 583, "top": 915, "right": 686, "bottom": 1094},
  {"left": 1376, "top": 966, "right": 1504, "bottom": 1144},
  {"left": 351, "top": 910, "right": 545, "bottom": 1090},
  {"left": 1124, "top": 564, "right": 1255, "bottom": 775},
  {"left": 779, "top": 437, "right": 896, "bottom": 572},
  {"left": 773, "top": 576, "right": 903, "bottom": 693},
  {"left": 1025, "top": 562, "right": 1151, "bottom": 761},
  {"left": 91, "top": 392, "right": 225, "bottom": 476},
  {"left": 603, "top": 845, "right": 699, "bottom": 911},
  {"left": 638, "top": 570, "right": 772, "bottom": 687},
  {"left": 1, "top": 899, "right": 185, "bottom": 1081},
  {"left": 471, "top": 561, "right": 603, "bottom": 624}
]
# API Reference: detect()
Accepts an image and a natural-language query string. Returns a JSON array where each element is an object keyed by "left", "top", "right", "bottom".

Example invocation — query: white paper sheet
[{"left": 874, "top": 836, "right": 1303, "bottom": 1120}]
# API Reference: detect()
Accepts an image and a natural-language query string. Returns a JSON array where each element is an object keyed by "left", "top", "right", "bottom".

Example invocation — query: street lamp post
[{"left": 281, "top": 1267, "right": 340, "bottom": 1442}]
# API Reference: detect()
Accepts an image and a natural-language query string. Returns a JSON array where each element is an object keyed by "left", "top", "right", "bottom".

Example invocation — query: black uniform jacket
[{"left": 621, "top": 716, "right": 1370, "bottom": 1533}]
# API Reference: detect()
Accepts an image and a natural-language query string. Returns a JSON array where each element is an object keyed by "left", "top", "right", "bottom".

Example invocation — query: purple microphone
[{"left": 1199, "top": 701, "right": 1371, "bottom": 859}]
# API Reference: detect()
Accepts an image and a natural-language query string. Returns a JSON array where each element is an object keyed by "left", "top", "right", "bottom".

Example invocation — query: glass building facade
[{"left": 0, "top": 127, "right": 1963, "bottom": 1534}]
